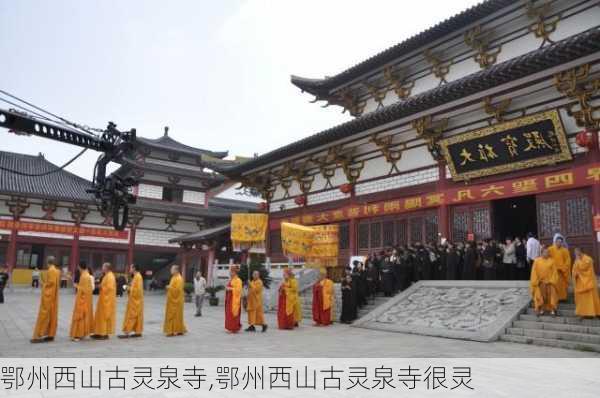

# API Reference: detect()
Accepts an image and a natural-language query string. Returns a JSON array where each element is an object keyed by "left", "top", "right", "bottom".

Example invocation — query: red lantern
[
  {"left": 258, "top": 202, "right": 268, "bottom": 211},
  {"left": 575, "top": 128, "right": 596, "bottom": 149},
  {"left": 339, "top": 183, "right": 353, "bottom": 194},
  {"left": 294, "top": 196, "right": 306, "bottom": 206}
]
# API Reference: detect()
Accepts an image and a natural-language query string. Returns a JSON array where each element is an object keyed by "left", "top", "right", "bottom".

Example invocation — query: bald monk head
[
  {"left": 170, "top": 265, "right": 180, "bottom": 275},
  {"left": 230, "top": 266, "right": 238, "bottom": 277},
  {"left": 129, "top": 264, "right": 138, "bottom": 274},
  {"left": 252, "top": 270, "right": 260, "bottom": 280},
  {"left": 541, "top": 246, "right": 550, "bottom": 259},
  {"left": 46, "top": 256, "right": 57, "bottom": 268},
  {"left": 102, "top": 262, "right": 112, "bottom": 273},
  {"left": 574, "top": 247, "right": 583, "bottom": 260}
]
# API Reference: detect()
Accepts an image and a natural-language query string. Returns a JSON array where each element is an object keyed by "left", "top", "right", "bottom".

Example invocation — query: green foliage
[
  {"left": 238, "top": 254, "right": 271, "bottom": 289},
  {"left": 183, "top": 282, "right": 194, "bottom": 295},
  {"left": 205, "top": 285, "right": 224, "bottom": 297}
]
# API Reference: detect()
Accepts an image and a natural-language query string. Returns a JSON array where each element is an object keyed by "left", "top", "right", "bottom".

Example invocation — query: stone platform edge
[{"left": 351, "top": 280, "right": 531, "bottom": 342}]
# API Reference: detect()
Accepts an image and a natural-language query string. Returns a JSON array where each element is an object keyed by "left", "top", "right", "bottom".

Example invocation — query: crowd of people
[
  {"left": 337, "top": 233, "right": 600, "bottom": 323},
  {"left": 1, "top": 231, "right": 598, "bottom": 344}
]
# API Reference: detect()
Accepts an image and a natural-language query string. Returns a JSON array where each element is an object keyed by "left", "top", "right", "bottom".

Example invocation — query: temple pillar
[
  {"left": 69, "top": 227, "right": 80, "bottom": 273},
  {"left": 6, "top": 226, "right": 17, "bottom": 275},
  {"left": 437, "top": 161, "right": 450, "bottom": 241},
  {"left": 127, "top": 225, "right": 136, "bottom": 266},
  {"left": 207, "top": 245, "right": 216, "bottom": 282}
]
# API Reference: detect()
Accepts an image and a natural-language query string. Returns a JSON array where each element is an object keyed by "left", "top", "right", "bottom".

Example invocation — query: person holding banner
[
  {"left": 31, "top": 257, "right": 60, "bottom": 343},
  {"left": 313, "top": 269, "right": 334, "bottom": 326},
  {"left": 246, "top": 270, "right": 267, "bottom": 332},
  {"left": 163, "top": 265, "right": 187, "bottom": 337},
  {"left": 224, "top": 266, "right": 243, "bottom": 333},
  {"left": 290, "top": 271, "right": 302, "bottom": 326},
  {"left": 277, "top": 269, "right": 297, "bottom": 329},
  {"left": 91, "top": 262, "right": 116, "bottom": 340}
]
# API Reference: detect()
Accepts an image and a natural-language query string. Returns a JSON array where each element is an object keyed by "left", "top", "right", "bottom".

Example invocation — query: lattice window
[
  {"left": 339, "top": 223, "right": 350, "bottom": 250},
  {"left": 424, "top": 213, "right": 439, "bottom": 243},
  {"left": 358, "top": 223, "right": 369, "bottom": 249},
  {"left": 370, "top": 222, "right": 382, "bottom": 248},
  {"left": 566, "top": 197, "right": 591, "bottom": 236},
  {"left": 396, "top": 219, "right": 407, "bottom": 246},
  {"left": 452, "top": 211, "right": 468, "bottom": 243},
  {"left": 382, "top": 221, "right": 395, "bottom": 247},
  {"left": 539, "top": 200, "right": 561, "bottom": 239},
  {"left": 409, "top": 217, "right": 423, "bottom": 244},
  {"left": 472, "top": 208, "right": 491, "bottom": 239},
  {"left": 270, "top": 230, "right": 282, "bottom": 255}
]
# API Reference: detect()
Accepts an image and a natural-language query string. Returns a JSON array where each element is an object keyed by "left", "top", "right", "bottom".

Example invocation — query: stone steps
[
  {"left": 512, "top": 320, "right": 600, "bottom": 335},
  {"left": 506, "top": 327, "right": 600, "bottom": 345},
  {"left": 500, "top": 293, "right": 600, "bottom": 353},
  {"left": 500, "top": 334, "right": 600, "bottom": 353}
]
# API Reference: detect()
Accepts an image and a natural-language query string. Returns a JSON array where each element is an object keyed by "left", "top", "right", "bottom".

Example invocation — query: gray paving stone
[{"left": 1, "top": 289, "right": 599, "bottom": 358}]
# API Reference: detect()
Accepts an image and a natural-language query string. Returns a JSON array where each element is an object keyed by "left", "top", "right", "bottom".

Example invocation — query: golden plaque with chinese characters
[{"left": 439, "top": 110, "right": 572, "bottom": 181}]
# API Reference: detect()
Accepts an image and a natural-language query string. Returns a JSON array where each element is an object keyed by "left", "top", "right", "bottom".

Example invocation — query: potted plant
[
  {"left": 206, "top": 285, "right": 224, "bottom": 306},
  {"left": 184, "top": 282, "right": 194, "bottom": 303}
]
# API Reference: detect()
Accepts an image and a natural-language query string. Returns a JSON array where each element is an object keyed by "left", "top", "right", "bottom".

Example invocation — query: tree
[{"left": 238, "top": 253, "right": 271, "bottom": 288}]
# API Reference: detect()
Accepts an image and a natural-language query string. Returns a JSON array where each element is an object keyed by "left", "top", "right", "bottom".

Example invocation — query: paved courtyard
[{"left": 1, "top": 288, "right": 599, "bottom": 358}]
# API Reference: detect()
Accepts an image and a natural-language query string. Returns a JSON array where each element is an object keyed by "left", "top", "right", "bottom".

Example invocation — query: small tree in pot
[
  {"left": 206, "top": 285, "right": 224, "bottom": 306},
  {"left": 184, "top": 282, "right": 194, "bottom": 303}
]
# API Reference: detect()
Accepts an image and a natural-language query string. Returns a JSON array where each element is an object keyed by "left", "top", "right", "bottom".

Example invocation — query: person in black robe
[
  {"left": 358, "top": 263, "right": 368, "bottom": 306},
  {"left": 514, "top": 237, "right": 528, "bottom": 280},
  {"left": 366, "top": 260, "right": 378, "bottom": 302},
  {"left": 340, "top": 274, "right": 356, "bottom": 323},
  {"left": 434, "top": 244, "right": 446, "bottom": 280},
  {"left": 389, "top": 249, "right": 400, "bottom": 293},
  {"left": 445, "top": 243, "right": 460, "bottom": 280},
  {"left": 380, "top": 258, "right": 395, "bottom": 297},
  {"left": 397, "top": 249, "right": 412, "bottom": 291},
  {"left": 415, "top": 243, "right": 432, "bottom": 280},
  {"left": 351, "top": 262, "right": 365, "bottom": 308},
  {"left": 462, "top": 241, "right": 478, "bottom": 280},
  {"left": 481, "top": 240, "right": 497, "bottom": 280}
]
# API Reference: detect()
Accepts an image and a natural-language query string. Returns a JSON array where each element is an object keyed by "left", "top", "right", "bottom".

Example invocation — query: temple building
[
  {"left": 224, "top": 0, "right": 600, "bottom": 276},
  {"left": 0, "top": 128, "right": 257, "bottom": 284}
]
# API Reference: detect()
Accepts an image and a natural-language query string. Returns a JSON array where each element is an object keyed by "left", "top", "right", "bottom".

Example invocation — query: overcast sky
[{"left": 0, "top": 0, "right": 481, "bottom": 180}]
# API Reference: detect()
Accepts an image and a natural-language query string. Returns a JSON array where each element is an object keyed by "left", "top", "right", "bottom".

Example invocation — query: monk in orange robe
[
  {"left": 572, "top": 247, "right": 600, "bottom": 319},
  {"left": 548, "top": 237, "right": 571, "bottom": 301},
  {"left": 246, "top": 270, "right": 267, "bottom": 332},
  {"left": 92, "top": 262, "right": 116, "bottom": 339},
  {"left": 224, "top": 266, "right": 243, "bottom": 333},
  {"left": 69, "top": 263, "right": 94, "bottom": 341},
  {"left": 31, "top": 256, "right": 60, "bottom": 343},
  {"left": 119, "top": 264, "right": 144, "bottom": 338},
  {"left": 312, "top": 273, "right": 324, "bottom": 325},
  {"left": 164, "top": 265, "right": 187, "bottom": 336},
  {"left": 314, "top": 269, "right": 334, "bottom": 326},
  {"left": 278, "top": 269, "right": 297, "bottom": 329},
  {"left": 530, "top": 247, "right": 559, "bottom": 316}
]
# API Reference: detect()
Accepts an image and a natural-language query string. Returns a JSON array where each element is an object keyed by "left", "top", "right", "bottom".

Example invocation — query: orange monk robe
[
  {"left": 225, "top": 276, "right": 243, "bottom": 332},
  {"left": 572, "top": 255, "right": 600, "bottom": 317},
  {"left": 277, "top": 279, "right": 296, "bottom": 329},
  {"left": 247, "top": 279, "right": 264, "bottom": 326},
  {"left": 163, "top": 272, "right": 187, "bottom": 335},
  {"left": 320, "top": 278, "right": 334, "bottom": 325},
  {"left": 548, "top": 245, "right": 571, "bottom": 301},
  {"left": 290, "top": 277, "right": 302, "bottom": 325},
  {"left": 122, "top": 271, "right": 144, "bottom": 335},
  {"left": 93, "top": 271, "right": 116, "bottom": 336},
  {"left": 70, "top": 270, "right": 94, "bottom": 339},
  {"left": 530, "top": 257, "right": 559, "bottom": 312},
  {"left": 32, "top": 264, "right": 60, "bottom": 339}
]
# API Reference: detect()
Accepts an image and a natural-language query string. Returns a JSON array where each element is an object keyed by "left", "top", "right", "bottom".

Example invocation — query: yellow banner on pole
[
  {"left": 231, "top": 214, "right": 268, "bottom": 251},
  {"left": 281, "top": 222, "right": 315, "bottom": 257}
]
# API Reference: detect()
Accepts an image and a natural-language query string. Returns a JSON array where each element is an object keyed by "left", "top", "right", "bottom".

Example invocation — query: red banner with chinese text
[
  {"left": 271, "top": 163, "right": 600, "bottom": 229},
  {"left": 0, "top": 220, "right": 129, "bottom": 240}
]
